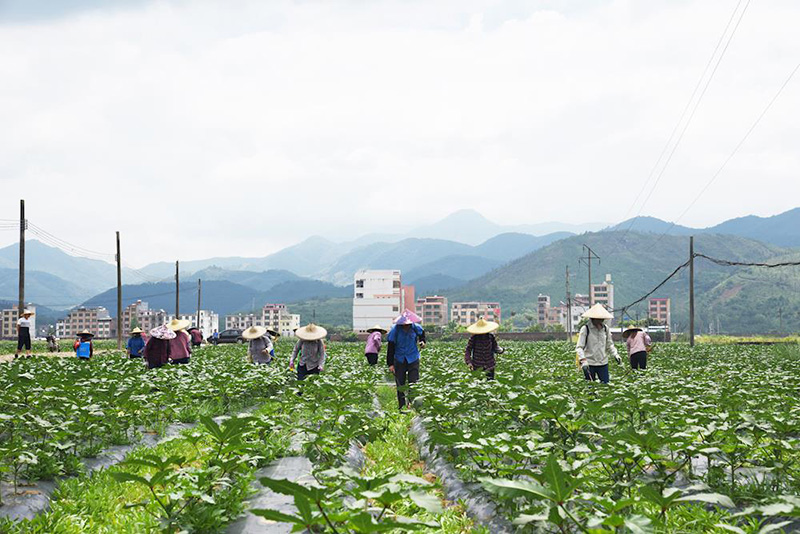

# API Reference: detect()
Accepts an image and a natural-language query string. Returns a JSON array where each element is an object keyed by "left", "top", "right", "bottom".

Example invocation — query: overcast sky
[{"left": 0, "top": 0, "right": 798, "bottom": 267}]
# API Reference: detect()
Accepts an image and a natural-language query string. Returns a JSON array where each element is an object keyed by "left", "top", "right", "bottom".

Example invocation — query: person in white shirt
[
  {"left": 14, "top": 309, "right": 34, "bottom": 359},
  {"left": 576, "top": 304, "right": 621, "bottom": 383}
]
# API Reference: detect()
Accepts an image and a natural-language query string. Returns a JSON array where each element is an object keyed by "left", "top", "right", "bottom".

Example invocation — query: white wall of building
[{"left": 353, "top": 269, "right": 401, "bottom": 332}]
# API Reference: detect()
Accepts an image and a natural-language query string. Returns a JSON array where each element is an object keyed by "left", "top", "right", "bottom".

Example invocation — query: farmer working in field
[
  {"left": 74, "top": 330, "right": 95, "bottom": 360},
  {"left": 576, "top": 304, "right": 621, "bottom": 384},
  {"left": 364, "top": 325, "right": 387, "bottom": 366},
  {"left": 290, "top": 324, "right": 327, "bottom": 379},
  {"left": 126, "top": 328, "right": 145, "bottom": 359},
  {"left": 464, "top": 318, "right": 504, "bottom": 379},
  {"left": 243, "top": 325, "right": 276, "bottom": 365},
  {"left": 14, "top": 309, "right": 35, "bottom": 359},
  {"left": 622, "top": 325, "right": 652, "bottom": 370},
  {"left": 167, "top": 319, "right": 192, "bottom": 364},
  {"left": 144, "top": 324, "right": 174, "bottom": 369},
  {"left": 387, "top": 310, "right": 426, "bottom": 410}
]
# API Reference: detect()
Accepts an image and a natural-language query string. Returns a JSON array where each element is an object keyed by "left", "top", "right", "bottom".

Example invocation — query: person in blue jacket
[
  {"left": 73, "top": 330, "right": 94, "bottom": 360},
  {"left": 386, "top": 310, "right": 426, "bottom": 410},
  {"left": 126, "top": 328, "right": 145, "bottom": 359}
]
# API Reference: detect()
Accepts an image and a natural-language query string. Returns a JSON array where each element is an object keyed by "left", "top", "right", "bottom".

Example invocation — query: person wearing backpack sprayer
[
  {"left": 576, "top": 304, "right": 620, "bottom": 384},
  {"left": 74, "top": 330, "right": 95, "bottom": 360}
]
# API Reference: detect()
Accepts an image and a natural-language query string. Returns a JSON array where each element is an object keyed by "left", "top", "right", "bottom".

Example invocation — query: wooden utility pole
[
  {"left": 565, "top": 265, "right": 572, "bottom": 340},
  {"left": 689, "top": 236, "right": 695, "bottom": 347},
  {"left": 579, "top": 244, "right": 600, "bottom": 306},
  {"left": 196, "top": 279, "right": 201, "bottom": 330},
  {"left": 18, "top": 200, "right": 25, "bottom": 314},
  {"left": 116, "top": 231, "right": 122, "bottom": 350},
  {"left": 175, "top": 261, "right": 180, "bottom": 317}
]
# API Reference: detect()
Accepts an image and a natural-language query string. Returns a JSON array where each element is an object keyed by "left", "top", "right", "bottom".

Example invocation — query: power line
[
  {"left": 612, "top": 258, "right": 691, "bottom": 314},
  {"left": 695, "top": 253, "right": 800, "bottom": 268},
  {"left": 605, "top": 0, "right": 751, "bottom": 256},
  {"left": 643, "top": 60, "right": 800, "bottom": 250}
]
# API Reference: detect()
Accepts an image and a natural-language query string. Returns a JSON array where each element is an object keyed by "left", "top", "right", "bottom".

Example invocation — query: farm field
[{"left": 1, "top": 341, "right": 799, "bottom": 533}]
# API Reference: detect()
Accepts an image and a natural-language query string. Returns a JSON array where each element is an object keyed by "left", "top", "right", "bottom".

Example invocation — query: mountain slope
[
  {"left": 0, "top": 267, "right": 94, "bottom": 307},
  {"left": 0, "top": 240, "right": 118, "bottom": 295},
  {"left": 446, "top": 231, "right": 788, "bottom": 333},
  {"left": 191, "top": 267, "right": 302, "bottom": 292},
  {"left": 404, "top": 255, "right": 503, "bottom": 284},
  {"left": 708, "top": 208, "right": 800, "bottom": 248}
]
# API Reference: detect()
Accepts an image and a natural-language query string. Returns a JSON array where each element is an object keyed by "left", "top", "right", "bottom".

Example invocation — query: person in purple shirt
[{"left": 364, "top": 325, "right": 387, "bottom": 366}]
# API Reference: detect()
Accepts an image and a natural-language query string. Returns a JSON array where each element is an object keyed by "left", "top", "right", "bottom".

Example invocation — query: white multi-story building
[
  {"left": 591, "top": 274, "right": 614, "bottom": 310},
  {"left": 56, "top": 307, "right": 113, "bottom": 339},
  {"left": 353, "top": 269, "right": 402, "bottom": 333},
  {"left": 450, "top": 302, "right": 501, "bottom": 327},
  {"left": 225, "top": 313, "right": 260, "bottom": 331},
  {"left": 225, "top": 304, "right": 300, "bottom": 336},
  {"left": 166, "top": 310, "right": 219, "bottom": 337},
  {"left": 561, "top": 305, "right": 590, "bottom": 333},
  {"left": 1, "top": 305, "right": 36, "bottom": 339}
]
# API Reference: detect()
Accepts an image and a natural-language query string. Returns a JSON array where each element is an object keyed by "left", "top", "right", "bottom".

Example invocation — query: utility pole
[
  {"left": 116, "top": 231, "right": 122, "bottom": 350},
  {"left": 689, "top": 236, "right": 695, "bottom": 347},
  {"left": 175, "top": 261, "right": 180, "bottom": 317},
  {"left": 196, "top": 279, "right": 202, "bottom": 330},
  {"left": 779, "top": 307, "right": 783, "bottom": 335},
  {"left": 579, "top": 244, "right": 600, "bottom": 306},
  {"left": 18, "top": 200, "right": 25, "bottom": 315},
  {"left": 565, "top": 265, "right": 572, "bottom": 340}
]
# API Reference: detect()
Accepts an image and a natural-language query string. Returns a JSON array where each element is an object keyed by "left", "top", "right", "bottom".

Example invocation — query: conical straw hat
[
  {"left": 242, "top": 325, "right": 268, "bottom": 340},
  {"left": 582, "top": 304, "right": 613, "bottom": 320},
  {"left": 295, "top": 323, "right": 327, "bottom": 341},
  {"left": 622, "top": 325, "right": 643, "bottom": 338},
  {"left": 167, "top": 318, "right": 191, "bottom": 332},
  {"left": 467, "top": 318, "right": 499, "bottom": 335},
  {"left": 366, "top": 325, "right": 388, "bottom": 334},
  {"left": 130, "top": 327, "right": 143, "bottom": 334}
]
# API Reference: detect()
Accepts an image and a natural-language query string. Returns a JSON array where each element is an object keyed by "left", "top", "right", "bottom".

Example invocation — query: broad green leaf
[
  {"left": 409, "top": 490, "right": 443, "bottom": 514},
  {"left": 676, "top": 493, "right": 734, "bottom": 508}
]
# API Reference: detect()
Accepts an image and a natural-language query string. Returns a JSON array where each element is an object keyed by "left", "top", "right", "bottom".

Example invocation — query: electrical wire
[
  {"left": 695, "top": 253, "right": 800, "bottom": 268},
  {"left": 611, "top": 259, "right": 691, "bottom": 314},
  {"left": 605, "top": 0, "right": 751, "bottom": 258},
  {"left": 642, "top": 61, "right": 800, "bottom": 251}
]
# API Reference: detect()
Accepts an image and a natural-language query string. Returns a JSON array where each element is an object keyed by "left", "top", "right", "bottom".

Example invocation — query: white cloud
[{"left": 0, "top": 0, "right": 798, "bottom": 266}]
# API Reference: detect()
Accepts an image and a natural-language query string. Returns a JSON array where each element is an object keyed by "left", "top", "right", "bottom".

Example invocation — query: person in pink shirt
[
  {"left": 364, "top": 325, "right": 387, "bottom": 366},
  {"left": 622, "top": 326, "right": 652, "bottom": 370}
]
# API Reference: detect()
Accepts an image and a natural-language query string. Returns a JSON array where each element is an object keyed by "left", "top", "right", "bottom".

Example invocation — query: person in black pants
[
  {"left": 14, "top": 309, "right": 34, "bottom": 359},
  {"left": 623, "top": 325, "right": 652, "bottom": 370},
  {"left": 386, "top": 310, "right": 425, "bottom": 410},
  {"left": 364, "top": 325, "right": 386, "bottom": 366},
  {"left": 290, "top": 324, "right": 327, "bottom": 380}
]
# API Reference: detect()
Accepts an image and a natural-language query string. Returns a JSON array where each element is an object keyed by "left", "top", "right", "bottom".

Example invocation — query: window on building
[
  {"left": 356, "top": 293, "right": 364, "bottom": 299},
  {"left": 393, "top": 306, "right": 399, "bottom": 312},
  {"left": 393, "top": 281, "right": 401, "bottom": 289},
  {"left": 356, "top": 280, "right": 364, "bottom": 288}
]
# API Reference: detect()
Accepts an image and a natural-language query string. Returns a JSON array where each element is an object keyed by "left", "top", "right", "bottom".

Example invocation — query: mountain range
[
  {"left": 2, "top": 207, "right": 800, "bottom": 334},
  {"left": 607, "top": 208, "right": 800, "bottom": 247}
]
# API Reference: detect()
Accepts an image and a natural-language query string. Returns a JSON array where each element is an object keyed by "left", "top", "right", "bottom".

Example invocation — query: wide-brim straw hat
[
  {"left": 76, "top": 330, "right": 95, "bottom": 337},
  {"left": 394, "top": 310, "right": 422, "bottom": 325},
  {"left": 622, "top": 326, "right": 643, "bottom": 338},
  {"left": 150, "top": 325, "right": 177, "bottom": 340},
  {"left": 130, "top": 327, "right": 143, "bottom": 334},
  {"left": 295, "top": 323, "right": 327, "bottom": 341},
  {"left": 242, "top": 325, "right": 268, "bottom": 340},
  {"left": 467, "top": 318, "right": 500, "bottom": 335},
  {"left": 167, "top": 318, "right": 191, "bottom": 332},
  {"left": 366, "top": 325, "right": 388, "bottom": 334},
  {"left": 22, "top": 309, "right": 35, "bottom": 316},
  {"left": 582, "top": 304, "right": 614, "bottom": 320}
]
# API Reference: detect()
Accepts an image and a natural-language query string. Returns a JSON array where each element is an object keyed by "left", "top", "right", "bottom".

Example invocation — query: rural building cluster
[
  {"left": 351, "top": 269, "right": 501, "bottom": 332},
  {"left": 225, "top": 303, "right": 301, "bottom": 337}
]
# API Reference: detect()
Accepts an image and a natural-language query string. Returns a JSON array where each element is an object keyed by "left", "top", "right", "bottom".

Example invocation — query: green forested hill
[{"left": 444, "top": 231, "right": 797, "bottom": 334}]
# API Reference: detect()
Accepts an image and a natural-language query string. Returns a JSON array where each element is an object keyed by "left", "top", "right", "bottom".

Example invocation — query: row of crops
[{"left": 1, "top": 341, "right": 800, "bottom": 532}]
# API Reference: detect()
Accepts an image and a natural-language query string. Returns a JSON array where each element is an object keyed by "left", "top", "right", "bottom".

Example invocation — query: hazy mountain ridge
[{"left": 608, "top": 209, "right": 800, "bottom": 248}]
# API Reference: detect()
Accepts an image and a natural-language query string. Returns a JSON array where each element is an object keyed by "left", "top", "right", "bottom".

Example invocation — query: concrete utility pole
[
  {"left": 175, "top": 261, "right": 180, "bottom": 317},
  {"left": 18, "top": 200, "right": 25, "bottom": 314},
  {"left": 196, "top": 279, "right": 201, "bottom": 330},
  {"left": 579, "top": 244, "right": 600, "bottom": 306},
  {"left": 565, "top": 265, "right": 572, "bottom": 340},
  {"left": 116, "top": 231, "right": 122, "bottom": 350},
  {"left": 689, "top": 236, "right": 695, "bottom": 347}
]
